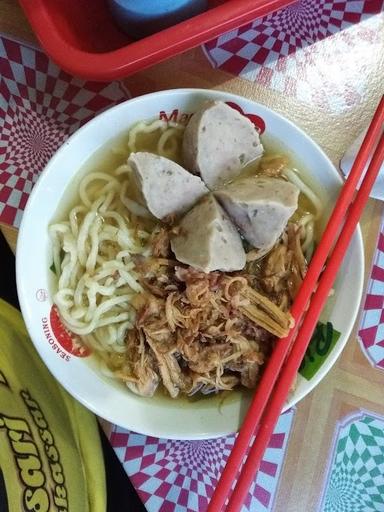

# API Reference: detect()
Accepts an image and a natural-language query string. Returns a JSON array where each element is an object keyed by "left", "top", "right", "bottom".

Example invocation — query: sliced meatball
[
  {"left": 215, "top": 176, "right": 299, "bottom": 250},
  {"left": 171, "top": 195, "right": 246, "bottom": 273},
  {"left": 182, "top": 101, "right": 264, "bottom": 189},
  {"left": 128, "top": 152, "right": 208, "bottom": 220}
]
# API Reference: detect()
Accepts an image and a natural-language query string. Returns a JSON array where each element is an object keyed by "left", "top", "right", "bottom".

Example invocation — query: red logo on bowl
[
  {"left": 159, "top": 109, "right": 193, "bottom": 124},
  {"left": 225, "top": 102, "right": 266, "bottom": 134},
  {"left": 49, "top": 305, "right": 91, "bottom": 358},
  {"left": 158, "top": 104, "right": 266, "bottom": 133}
]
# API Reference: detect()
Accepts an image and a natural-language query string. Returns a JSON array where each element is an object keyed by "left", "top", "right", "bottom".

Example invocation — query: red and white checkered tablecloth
[
  {"left": 1, "top": 0, "right": 384, "bottom": 508},
  {"left": 0, "top": 36, "right": 129, "bottom": 227},
  {"left": 203, "top": 0, "right": 383, "bottom": 113}
]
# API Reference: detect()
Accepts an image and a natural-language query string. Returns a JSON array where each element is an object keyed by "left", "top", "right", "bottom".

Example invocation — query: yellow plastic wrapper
[{"left": 0, "top": 299, "right": 106, "bottom": 512}]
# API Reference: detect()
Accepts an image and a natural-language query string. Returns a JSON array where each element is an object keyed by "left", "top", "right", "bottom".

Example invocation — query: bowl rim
[{"left": 16, "top": 88, "right": 364, "bottom": 439}]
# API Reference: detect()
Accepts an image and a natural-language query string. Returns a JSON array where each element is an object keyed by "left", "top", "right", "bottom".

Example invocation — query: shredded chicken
[
  {"left": 240, "top": 285, "right": 294, "bottom": 337},
  {"left": 115, "top": 330, "right": 160, "bottom": 397},
  {"left": 261, "top": 223, "right": 307, "bottom": 310},
  {"left": 115, "top": 221, "right": 305, "bottom": 398},
  {"left": 246, "top": 222, "right": 308, "bottom": 311},
  {"left": 150, "top": 227, "right": 171, "bottom": 258}
]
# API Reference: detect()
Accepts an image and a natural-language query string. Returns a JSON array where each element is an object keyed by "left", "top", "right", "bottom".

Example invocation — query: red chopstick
[
  {"left": 207, "top": 95, "right": 384, "bottom": 512},
  {"left": 227, "top": 130, "right": 384, "bottom": 512}
]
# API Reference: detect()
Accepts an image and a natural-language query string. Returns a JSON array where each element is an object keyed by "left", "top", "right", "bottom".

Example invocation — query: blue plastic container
[{"left": 108, "top": 0, "right": 208, "bottom": 39}]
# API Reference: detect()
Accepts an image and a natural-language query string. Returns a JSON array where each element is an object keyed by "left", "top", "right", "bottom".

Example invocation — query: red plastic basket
[{"left": 18, "top": 0, "right": 295, "bottom": 81}]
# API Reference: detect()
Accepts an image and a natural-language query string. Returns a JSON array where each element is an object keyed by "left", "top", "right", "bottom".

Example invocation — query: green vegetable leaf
[{"left": 299, "top": 321, "right": 341, "bottom": 380}]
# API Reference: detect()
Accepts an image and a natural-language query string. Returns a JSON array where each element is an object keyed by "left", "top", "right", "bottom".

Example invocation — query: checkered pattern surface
[
  {"left": 204, "top": 0, "right": 384, "bottom": 112},
  {"left": 0, "top": 35, "right": 129, "bottom": 228},
  {"left": 110, "top": 409, "right": 295, "bottom": 512},
  {"left": 319, "top": 410, "right": 384, "bottom": 511},
  {"left": 358, "top": 215, "right": 384, "bottom": 370}
]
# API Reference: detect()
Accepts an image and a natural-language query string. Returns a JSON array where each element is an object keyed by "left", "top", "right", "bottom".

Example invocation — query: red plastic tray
[{"left": 18, "top": 0, "right": 295, "bottom": 81}]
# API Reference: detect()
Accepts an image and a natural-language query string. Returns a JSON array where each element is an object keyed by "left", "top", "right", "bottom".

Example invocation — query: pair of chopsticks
[{"left": 208, "top": 95, "right": 384, "bottom": 512}]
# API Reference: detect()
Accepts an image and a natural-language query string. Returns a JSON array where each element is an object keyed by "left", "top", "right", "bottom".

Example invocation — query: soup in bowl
[{"left": 16, "top": 89, "right": 364, "bottom": 439}]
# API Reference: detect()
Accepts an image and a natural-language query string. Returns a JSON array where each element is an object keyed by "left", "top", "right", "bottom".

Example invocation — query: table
[{"left": 1, "top": 1, "right": 384, "bottom": 510}]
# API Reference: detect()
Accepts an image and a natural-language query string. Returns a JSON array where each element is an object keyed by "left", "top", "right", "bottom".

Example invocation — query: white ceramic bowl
[{"left": 16, "top": 89, "right": 364, "bottom": 440}]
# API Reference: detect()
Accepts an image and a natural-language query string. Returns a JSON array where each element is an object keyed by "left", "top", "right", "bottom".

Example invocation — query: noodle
[
  {"left": 119, "top": 181, "right": 151, "bottom": 219},
  {"left": 128, "top": 119, "right": 168, "bottom": 152},
  {"left": 114, "top": 164, "right": 131, "bottom": 175},
  {"left": 157, "top": 126, "right": 184, "bottom": 157},
  {"left": 283, "top": 168, "right": 323, "bottom": 220},
  {"left": 283, "top": 168, "right": 323, "bottom": 258},
  {"left": 50, "top": 169, "right": 151, "bottom": 351},
  {"left": 78, "top": 172, "right": 119, "bottom": 208}
]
